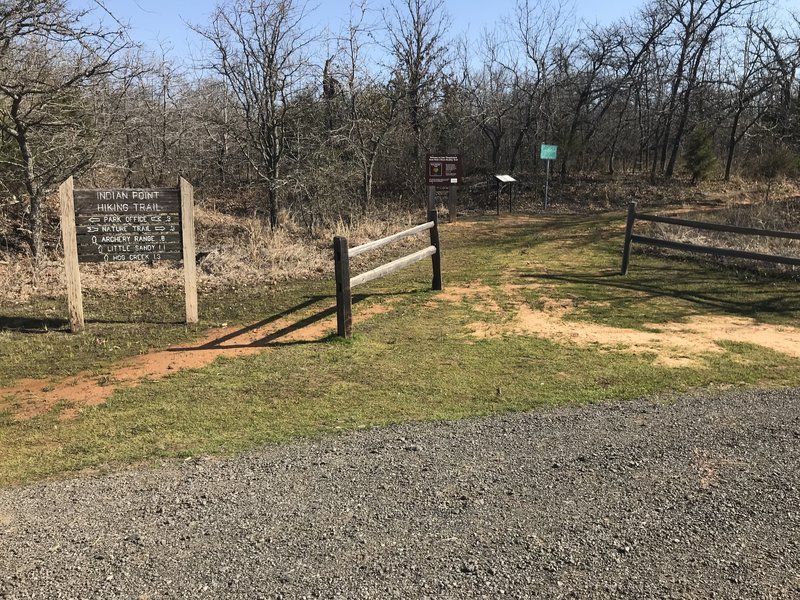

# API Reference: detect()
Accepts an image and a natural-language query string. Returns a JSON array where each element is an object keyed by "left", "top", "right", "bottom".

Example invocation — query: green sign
[{"left": 540, "top": 144, "right": 558, "bottom": 160}]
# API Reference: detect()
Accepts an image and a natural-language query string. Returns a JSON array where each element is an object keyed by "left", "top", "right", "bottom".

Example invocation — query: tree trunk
[
  {"left": 29, "top": 192, "right": 43, "bottom": 260},
  {"left": 665, "top": 103, "right": 687, "bottom": 178},
  {"left": 490, "top": 137, "right": 501, "bottom": 173},
  {"left": 362, "top": 169, "right": 371, "bottom": 209},
  {"left": 724, "top": 110, "right": 742, "bottom": 181},
  {"left": 361, "top": 150, "right": 378, "bottom": 210},
  {"left": 12, "top": 102, "right": 43, "bottom": 257},
  {"left": 649, "top": 127, "right": 661, "bottom": 185},
  {"left": 268, "top": 185, "right": 279, "bottom": 230}
]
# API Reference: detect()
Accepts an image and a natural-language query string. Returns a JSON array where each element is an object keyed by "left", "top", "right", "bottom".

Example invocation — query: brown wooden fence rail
[
  {"left": 334, "top": 210, "right": 442, "bottom": 338},
  {"left": 621, "top": 201, "right": 800, "bottom": 275}
]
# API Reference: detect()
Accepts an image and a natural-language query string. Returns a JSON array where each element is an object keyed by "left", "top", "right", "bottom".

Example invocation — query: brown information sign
[
  {"left": 426, "top": 154, "right": 462, "bottom": 186},
  {"left": 59, "top": 177, "right": 198, "bottom": 332},
  {"left": 74, "top": 188, "right": 182, "bottom": 263}
]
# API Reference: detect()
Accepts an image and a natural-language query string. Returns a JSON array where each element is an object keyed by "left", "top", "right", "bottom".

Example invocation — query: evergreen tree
[{"left": 683, "top": 125, "right": 717, "bottom": 184}]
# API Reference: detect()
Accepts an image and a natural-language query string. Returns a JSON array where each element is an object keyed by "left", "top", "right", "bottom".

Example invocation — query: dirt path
[
  {"left": 0, "top": 298, "right": 395, "bottom": 421},
  {"left": 428, "top": 281, "right": 800, "bottom": 368}
]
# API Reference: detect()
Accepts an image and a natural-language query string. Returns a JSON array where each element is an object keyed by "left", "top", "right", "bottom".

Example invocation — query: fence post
[
  {"left": 334, "top": 236, "right": 352, "bottom": 338},
  {"left": 428, "top": 209, "right": 442, "bottom": 291},
  {"left": 621, "top": 201, "right": 637, "bottom": 275}
]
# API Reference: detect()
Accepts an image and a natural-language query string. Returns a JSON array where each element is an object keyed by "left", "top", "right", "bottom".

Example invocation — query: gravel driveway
[{"left": 1, "top": 388, "right": 798, "bottom": 599}]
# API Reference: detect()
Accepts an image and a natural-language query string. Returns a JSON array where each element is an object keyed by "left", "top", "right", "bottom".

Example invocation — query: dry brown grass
[
  {"left": 4, "top": 176, "right": 798, "bottom": 303},
  {"left": 0, "top": 204, "right": 424, "bottom": 303},
  {"left": 644, "top": 195, "right": 800, "bottom": 275}
]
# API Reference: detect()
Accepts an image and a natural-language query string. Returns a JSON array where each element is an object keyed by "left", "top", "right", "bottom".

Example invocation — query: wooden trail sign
[
  {"left": 73, "top": 187, "right": 182, "bottom": 262},
  {"left": 59, "top": 177, "right": 198, "bottom": 333}
]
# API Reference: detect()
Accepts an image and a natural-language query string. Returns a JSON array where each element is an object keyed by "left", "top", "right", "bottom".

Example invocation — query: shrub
[{"left": 749, "top": 144, "right": 800, "bottom": 201}]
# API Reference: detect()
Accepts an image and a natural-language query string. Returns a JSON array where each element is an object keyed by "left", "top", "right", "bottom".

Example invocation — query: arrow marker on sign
[
  {"left": 88, "top": 217, "right": 100, "bottom": 223},
  {"left": 87, "top": 226, "right": 99, "bottom": 233}
]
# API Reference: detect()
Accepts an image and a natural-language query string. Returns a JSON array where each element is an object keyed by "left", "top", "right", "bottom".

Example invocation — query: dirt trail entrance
[
  {"left": 1, "top": 297, "right": 395, "bottom": 421},
  {"left": 427, "top": 281, "right": 800, "bottom": 368}
]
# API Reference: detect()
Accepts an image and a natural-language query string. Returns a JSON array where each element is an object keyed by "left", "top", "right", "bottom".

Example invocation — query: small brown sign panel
[
  {"left": 426, "top": 154, "right": 462, "bottom": 186},
  {"left": 73, "top": 188, "right": 183, "bottom": 263}
]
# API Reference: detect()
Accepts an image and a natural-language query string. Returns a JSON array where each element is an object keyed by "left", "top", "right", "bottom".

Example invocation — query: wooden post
[
  {"left": 59, "top": 177, "right": 84, "bottom": 333},
  {"left": 334, "top": 236, "right": 352, "bottom": 338},
  {"left": 179, "top": 177, "right": 198, "bottom": 324},
  {"left": 427, "top": 186, "right": 436, "bottom": 212},
  {"left": 621, "top": 201, "right": 637, "bottom": 276},
  {"left": 428, "top": 209, "right": 442, "bottom": 291},
  {"left": 495, "top": 178, "right": 500, "bottom": 216},
  {"left": 447, "top": 185, "right": 457, "bottom": 223}
]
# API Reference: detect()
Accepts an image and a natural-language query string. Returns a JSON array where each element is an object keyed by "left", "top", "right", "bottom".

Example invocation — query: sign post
[
  {"left": 59, "top": 177, "right": 84, "bottom": 333},
  {"left": 540, "top": 144, "right": 558, "bottom": 209},
  {"left": 60, "top": 179, "right": 198, "bottom": 332},
  {"left": 179, "top": 177, "right": 198, "bottom": 324},
  {"left": 426, "top": 154, "right": 462, "bottom": 222},
  {"left": 493, "top": 175, "right": 517, "bottom": 215}
]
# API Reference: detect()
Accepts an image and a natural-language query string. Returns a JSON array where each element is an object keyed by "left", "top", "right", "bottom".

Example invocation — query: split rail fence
[
  {"left": 334, "top": 210, "right": 442, "bottom": 338},
  {"left": 621, "top": 201, "right": 800, "bottom": 275}
]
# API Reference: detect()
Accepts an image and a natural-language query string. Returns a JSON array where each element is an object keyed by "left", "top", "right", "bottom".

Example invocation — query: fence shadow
[
  {"left": 0, "top": 315, "right": 198, "bottom": 333},
  {"left": 521, "top": 271, "right": 798, "bottom": 317},
  {"left": 169, "top": 291, "right": 406, "bottom": 352},
  {"left": 0, "top": 316, "right": 70, "bottom": 334}
]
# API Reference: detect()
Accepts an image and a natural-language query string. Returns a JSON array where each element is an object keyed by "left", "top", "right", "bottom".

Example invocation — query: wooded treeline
[{"left": 1, "top": 0, "right": 799, "bottom": 256}]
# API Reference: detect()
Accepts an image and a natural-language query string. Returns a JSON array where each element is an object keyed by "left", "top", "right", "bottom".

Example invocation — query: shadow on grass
[
  {"left": 0, "top": 315, "right": 195, "bottom": 334},
  {"left": 0, "top": 316, "right": 70, "bottom": 333},
  {"left": 522, "top": 270, "right": 799, "bottom": 317},
  {"left": 170, "top": 291, "right": 409, "bottom": 351}
]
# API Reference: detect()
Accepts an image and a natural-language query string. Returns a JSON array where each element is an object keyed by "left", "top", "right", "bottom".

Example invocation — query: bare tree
[
  {"left": 661, "top": 0, "right": 761, "bottom": 178},
  {"left": 755, "top": 19, "right": 800, "bottom": 148},
  {"left": 101, "top": 51, "right": 192, "bottom": 188},
  {"left": 0, "top": 0, "right": 131, "bottom": 257},
  {"left": 193, "top": 0, "right": 316, "bottom": 229},
  {"left": 189, "top": 78, "right": 242, "bottom": 190},
  {"left": 459, "top": 31, "right": 515, "bottom": 173},
  {"left": 339, "top": 3, "right": 401, "bottom": 208},
  {"left": 507, "top": 0, "right": 571, "bottom": 174},
  {"left": 717, "top": 19, "right": 778, "bottom": 179},
  {"left": 384, "top": 0, "right": 448, "bottom": 167}
]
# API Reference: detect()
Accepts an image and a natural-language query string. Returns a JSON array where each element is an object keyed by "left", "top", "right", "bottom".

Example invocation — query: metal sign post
[
  {"left": 540, "top": 144, "right": 557, "bottom": 210},
  {"left": 545, "top": 159, "right": 550, "bottom": 210},
  {"left": 494, "top": 174, "right": 517, "bottom": 214}
]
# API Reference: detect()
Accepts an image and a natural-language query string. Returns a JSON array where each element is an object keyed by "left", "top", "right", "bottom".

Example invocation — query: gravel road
[{"left": 1, "top": 388, "right": 798, "bottom": 599}]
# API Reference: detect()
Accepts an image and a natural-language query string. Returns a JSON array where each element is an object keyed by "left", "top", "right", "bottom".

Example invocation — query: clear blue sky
[{"left": 87, "top": 0, "right": 639, "bottom": 63}]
